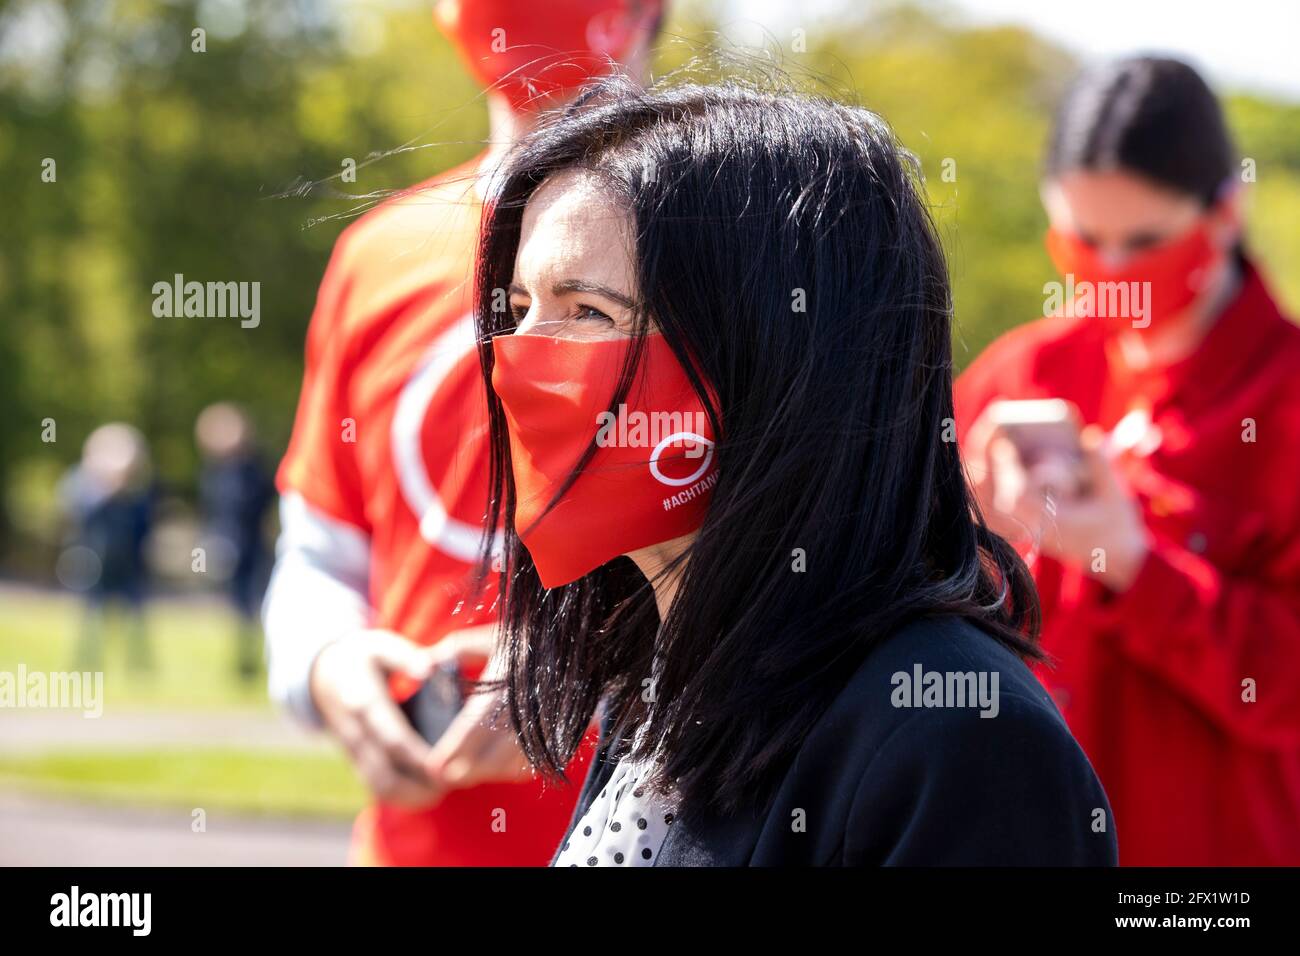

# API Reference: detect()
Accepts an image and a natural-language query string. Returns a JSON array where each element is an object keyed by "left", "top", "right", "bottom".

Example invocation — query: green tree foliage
[{"left": 1, "top": 0, "right": 484, "bottom": 563}]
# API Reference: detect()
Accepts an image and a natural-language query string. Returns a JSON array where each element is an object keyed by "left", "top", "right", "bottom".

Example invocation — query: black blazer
[{"left": 553, "top": 614, "right": 1118, "bottom": 866}]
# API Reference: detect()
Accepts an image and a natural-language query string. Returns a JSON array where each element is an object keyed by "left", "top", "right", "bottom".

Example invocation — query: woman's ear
[{"left": 1207, "top": 181, "right": 1245, "bottom": 250}]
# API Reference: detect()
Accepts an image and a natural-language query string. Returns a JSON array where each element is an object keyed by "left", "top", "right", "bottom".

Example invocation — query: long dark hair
[
  {"left": 1045, "top": 55, "right": 1236, "bottom": 205},
  {"left": 474, "top": 78, "right": 1041, "bottom": 815}
]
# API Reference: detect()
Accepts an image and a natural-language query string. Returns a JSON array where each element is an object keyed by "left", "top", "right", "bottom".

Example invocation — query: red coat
[{"left": 955, "top": 259, "right": 1300, "bottom": 865}]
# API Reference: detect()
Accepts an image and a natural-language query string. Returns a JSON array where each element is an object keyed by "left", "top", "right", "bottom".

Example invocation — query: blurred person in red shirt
[
  {"left": 263, "top": 0, "right": 665, "bottom": 866},
  {"left": 956, "top": 56, "right": 1300, "bottom": 865}
]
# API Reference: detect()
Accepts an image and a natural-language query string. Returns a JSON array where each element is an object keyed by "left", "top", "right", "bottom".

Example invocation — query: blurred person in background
[
  {"left": 59, "top": 423, "right": 156, "bottom": 673},
  {"left": 956, "top": 56, "right": 1300, "bottom": 865},
  {"left": 196, "top": 402, "right": 276, "bottom": 682},
  {"left": 263, "top": 0, "right": 665, "bottom": 865}
]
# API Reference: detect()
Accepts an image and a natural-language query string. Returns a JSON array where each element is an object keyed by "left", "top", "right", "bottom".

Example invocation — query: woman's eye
[
  {"left": 509, "top": 303, "right": 529, "bottom": 323},
  {"left": 575, "top": 304, "right": 613, "bottom": 324}
]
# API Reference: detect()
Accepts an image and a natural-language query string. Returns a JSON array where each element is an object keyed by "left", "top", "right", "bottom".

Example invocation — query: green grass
[
  {"left": 0, "top": 586, "right": 273, "bottom": 710},
  {"left": 1, "top": 588, "right": 366, "bottom": 818},
  {"left": 0, "top": 748, "right": 364, "bottom": 819}
]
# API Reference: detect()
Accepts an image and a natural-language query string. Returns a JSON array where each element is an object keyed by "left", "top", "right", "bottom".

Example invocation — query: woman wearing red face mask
[
  {"left": 956, "top": 56, "right": 1300, "bottom": 866},
  {"left": 470, "top": 80, "right": 1117, "bottom": 867}
]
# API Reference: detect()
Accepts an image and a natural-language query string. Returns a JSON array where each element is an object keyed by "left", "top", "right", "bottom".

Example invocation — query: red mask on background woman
[
  {"left": 491, "top": 333, "right": 718, "bottom": 588},
  {"left": 434, "top": 0, "right": 659, "bottom": 112},
  {"left": 1044, "top": 218, "right": 1222, "bottom": 335}
]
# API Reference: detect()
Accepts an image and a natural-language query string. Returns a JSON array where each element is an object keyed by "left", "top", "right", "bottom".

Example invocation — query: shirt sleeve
[{"left": 263, "top": 492, "right": 372, "bottom": 727}]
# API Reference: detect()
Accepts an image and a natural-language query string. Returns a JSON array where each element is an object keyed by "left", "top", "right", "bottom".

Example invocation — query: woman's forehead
[
  {"left": 515, "top": 169, "right": 635, "bottom": 290},
  {"left": 1042, "top": 169, "right": 1201, "bottom": 237}
]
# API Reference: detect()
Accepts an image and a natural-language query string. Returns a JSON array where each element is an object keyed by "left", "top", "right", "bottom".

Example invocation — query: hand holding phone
[
  {"left": 983, "top": 399, "right": 1086, "bottom": 500},
  {"left": 399, "top": 662, "right": 466, "bottom": 745}
]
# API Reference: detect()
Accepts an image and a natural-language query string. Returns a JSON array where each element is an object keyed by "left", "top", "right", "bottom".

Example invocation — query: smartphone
[
  {"left": 984, "top": 399, "right": 1084, "bottom": 496},
  {"left": 399, "top": 662, "right": 465, "bottom": 745}
]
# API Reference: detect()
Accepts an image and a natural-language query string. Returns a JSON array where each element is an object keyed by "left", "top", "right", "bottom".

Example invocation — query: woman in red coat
[{"left": 956, "top": 56, "right": 1300, "bottom": 865}]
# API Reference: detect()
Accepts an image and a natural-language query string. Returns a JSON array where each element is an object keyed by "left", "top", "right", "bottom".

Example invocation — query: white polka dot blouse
[{"left": 553, "top": 730, "right": 680, "bottom": 867}]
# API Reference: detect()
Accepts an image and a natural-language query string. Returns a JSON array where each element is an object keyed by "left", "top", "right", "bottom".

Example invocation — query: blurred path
[
  {"left": 0, "top": 791, "right": 350, "bottom": 866},
  {"left": 0, "top": 710, "right": 333, "bottom": 754}
]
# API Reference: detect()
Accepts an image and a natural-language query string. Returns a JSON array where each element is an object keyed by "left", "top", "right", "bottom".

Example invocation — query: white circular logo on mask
[{"left": 649, "top": 432, "right": 714, "bottom": 487}]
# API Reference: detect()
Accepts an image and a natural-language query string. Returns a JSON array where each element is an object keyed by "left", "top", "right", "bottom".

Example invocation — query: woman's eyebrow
[
  {"left": 551, "top": 278, "right": 636, "bottom": 309},
  {"left": 508, "top": 279, "right": 636, "bottom": 309}
]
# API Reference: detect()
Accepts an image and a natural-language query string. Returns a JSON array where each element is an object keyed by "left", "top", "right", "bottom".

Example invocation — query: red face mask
[
  {"left": 490, "top": 333, "right": 718, "bottom": 588},
  {"left": 1044, "top": 220, "right": 1221, "bottom": 334},
  {"left": 434, "top": 0, "right": 657, "bottom": 112}
]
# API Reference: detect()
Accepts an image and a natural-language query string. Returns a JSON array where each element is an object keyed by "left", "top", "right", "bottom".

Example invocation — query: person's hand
[
  {"left": 309, "top": 629, "right": 442, "bottom": 807},
  {"left": 425, "top": 625, "right": 535, "bottom": 795},
  {"left": 965, "top": 409, "right": 1150, "bottom": 591},
  {"left": 964, "top": 407, "right": 1052, "bottom": 544},
  {"left": 1036, "top": 425, "right": 1151, "bottom": 592}
]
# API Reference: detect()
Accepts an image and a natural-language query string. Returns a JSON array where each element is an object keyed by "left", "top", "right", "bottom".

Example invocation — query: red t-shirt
[
  {"left": 279, "top": 158, "right": 593, "bottom": 866},
  {"left": 955, "top": 259, "right": 1300, "bottom": 865}
]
